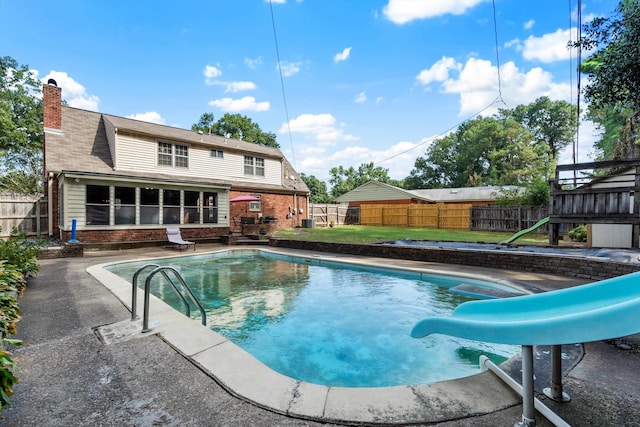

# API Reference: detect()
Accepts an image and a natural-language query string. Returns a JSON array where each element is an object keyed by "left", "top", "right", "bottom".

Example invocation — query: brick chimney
[{"left": 43, "top": 79, "right": 62, "bottom": 130}]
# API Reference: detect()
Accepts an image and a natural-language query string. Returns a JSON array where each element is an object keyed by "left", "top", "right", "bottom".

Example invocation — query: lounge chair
[{"left": 166, "top": 227, "right": 196, "bottom": 251}]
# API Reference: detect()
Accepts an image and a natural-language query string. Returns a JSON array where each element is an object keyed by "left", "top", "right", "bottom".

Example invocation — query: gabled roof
[
  {"left": 44, "top": 106, "right": 309, "bottom": 193},
  {"left": 334, "top": 181, "right": 433, "bottom": 203},
  {"left": 334, "top": 181, "right": 517, "bottom": 203}
]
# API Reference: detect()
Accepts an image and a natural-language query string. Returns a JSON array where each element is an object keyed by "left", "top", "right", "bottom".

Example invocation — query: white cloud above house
[
  {"left": 204, "top": 65, "right": 222, "bottom": 85},
  {"left": 416, "top": 56, "right": 461, "bottom": 85},
  {"left": 295, "top": 139, "right": 423, "bottom": 181},
  {"left": 523, "top": 19, "right": 535, "bottom": 30},
  {"left": 518, "top": 28, "right": 576, "bottom": 63},
  {"left": 334, "top": 47, "right": 352, "bottom": 62},
  {"left": 383, "top": 0, "right": 489, "bottom": 24},
  {"left": 278, "top": 61, "right": 303, "bottom": 77},
  {"left": 209, "top": 96, "right": 270, "bottom": 112},
  {"left": 279, "top": 113, "right": 358, "bottom": 146},
  {"left": 354, "top": 91, "right": 367, "bottom": 103},
  {"left": 416, "top": 56, "right": 571, "bottom": 117},
  {"left": 126, "top": 111, "right": 166, "bottom": 124},
  {"left": 224, "top": 81, "right": 257, "bottom": 93},
  {"left": 42, "top": 71, "right": 99, "bottom": 111},
  {"left": 244, "top": 56, "right": 263, "bottom": 69}
]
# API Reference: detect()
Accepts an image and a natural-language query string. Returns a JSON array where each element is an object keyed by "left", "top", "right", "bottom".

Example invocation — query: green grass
[{"left": 273, "top": 225, "right": 549, "bottom": 245}]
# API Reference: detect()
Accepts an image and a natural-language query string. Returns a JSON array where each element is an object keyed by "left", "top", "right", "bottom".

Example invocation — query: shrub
[
  {"left": 0, "top": 338, "right": 23, "bottom": 408},
  {"left": 568, "top": 225, "right": 588, "bottom": 242},
  {"left": 0, "top": 228, "right": 43, "bottom": 277},
  {"left": 0, "top": 228, "right": 40, "bottom": 412}
]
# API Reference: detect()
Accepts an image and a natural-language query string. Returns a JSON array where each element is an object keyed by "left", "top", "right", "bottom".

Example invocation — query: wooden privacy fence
[
  {"left": 0, "top": 194, "right": 48, "bottom": 238},
  {"left": 360, "top": 204, "right": 472, "bottom": 230},
  {"left": 308, "top": 204, "right": 351, "bottom": 226},
  {"left": 471, "top": 206, "right": 550, "bottom": 233}
]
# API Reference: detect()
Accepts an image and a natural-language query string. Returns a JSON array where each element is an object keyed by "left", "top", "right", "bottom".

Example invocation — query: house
[
  {"left": 42, "top": 79, "right": 309, "bottom": 243},
  {"left": 334, "top": 181, "right": 514, "bottom": 207}
]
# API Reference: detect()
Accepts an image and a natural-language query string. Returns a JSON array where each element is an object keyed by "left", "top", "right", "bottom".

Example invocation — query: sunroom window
[{"left": 86, "top": 185, "right": 110, "bottom": 225}]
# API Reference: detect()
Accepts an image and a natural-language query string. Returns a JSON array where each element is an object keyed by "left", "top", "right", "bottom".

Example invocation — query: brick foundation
[{"left": 269, "top": 239, "right": 640, "bottom": 280}]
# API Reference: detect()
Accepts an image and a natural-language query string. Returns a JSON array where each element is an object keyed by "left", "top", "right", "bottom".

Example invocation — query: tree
[
  {"left": 499, "top": 96, "right": 578, "bottom": 164},
  {"left": 0, "top": 56, "right": 43, "bottom": 194},
  {"left": 329, "top": 162, "right": 392, "bottom": 199},
  {"left": 192, "top": 112, "right": 279, "bottom": 148},
  {"left": 406, "top": 115, "right": 545, "bottom": 189},
  {"left": 299, "top": 173, "right": 331, "bottom": 203},
  {"left": 191, "top": 112, "right": 216, "bottom": 134},
  {"left": 571, "top": 0, "right": 640, "bottom": 158}
]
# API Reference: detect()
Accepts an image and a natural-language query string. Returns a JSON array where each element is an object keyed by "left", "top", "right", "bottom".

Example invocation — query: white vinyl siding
[{"left": 114, "top": 133, "right": 282, "bottom": 185}]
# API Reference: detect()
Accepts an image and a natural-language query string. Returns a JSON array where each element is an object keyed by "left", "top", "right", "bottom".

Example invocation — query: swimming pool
[{"left": 106, "top": 249, "right": 521, "bottom": 387}]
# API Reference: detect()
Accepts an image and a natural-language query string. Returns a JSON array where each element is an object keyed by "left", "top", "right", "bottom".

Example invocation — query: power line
[
  {"left": 269, "top": 0, "right": 297, "bottom": 170},
  {"left": 376, "top": 96, "right": 505, "bottom": 165},
  {"left": 492, "top": 0, "right": 506, "bottom": 107},
  {"left": 378, "top": 1, "right": 507, "bottom": 167}
]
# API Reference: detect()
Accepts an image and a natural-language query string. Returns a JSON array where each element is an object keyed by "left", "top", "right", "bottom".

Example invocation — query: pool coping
[{"left": 87, "top": 247, "right": 529, "bottom": 425}]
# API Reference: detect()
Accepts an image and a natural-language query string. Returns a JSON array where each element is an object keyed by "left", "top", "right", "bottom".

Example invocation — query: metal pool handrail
[
  {"left": 131, "top": 264, "right": 160, "bottom": 320},
  {"left": 131, "top": 264, "right": 207, "bottom": 332}
]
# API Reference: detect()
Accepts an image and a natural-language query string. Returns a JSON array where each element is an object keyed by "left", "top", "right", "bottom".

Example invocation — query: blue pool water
[{"left": 107, "top": 250, "right": 520, "bottom": 387}]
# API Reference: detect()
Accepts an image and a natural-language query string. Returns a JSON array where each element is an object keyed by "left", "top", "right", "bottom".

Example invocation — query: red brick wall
[
  {"left": 229, "top": 191, "right": 308, "bottom": 228},
  {"left": 60, "top": 227, "right": 227, "bottom": 243},
  {"left": 43, "top": 83, "right": 62, "bottom": 130}
]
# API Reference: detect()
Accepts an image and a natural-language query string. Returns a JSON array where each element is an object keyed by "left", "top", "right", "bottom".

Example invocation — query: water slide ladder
[
  {"left": 412, "top": 271, "right": 640, "bottom": 427},
  {"left": 131, "top": 264, "right": 207, "bottom": 333}
]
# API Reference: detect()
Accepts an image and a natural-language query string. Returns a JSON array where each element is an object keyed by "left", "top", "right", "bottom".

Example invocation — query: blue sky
[{"left": 1, "top": 0, "right": 617, "bottom": 183}]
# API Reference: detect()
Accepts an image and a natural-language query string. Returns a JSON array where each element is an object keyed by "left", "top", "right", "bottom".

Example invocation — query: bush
[
  {"left": 0, "top": 228, "right": 43, "bottom": 277},
  {"left": 568, "top": 225, "right": 588, "bottom": 242},
  {"left": 0, "top": 227, "right": 41, "bottom": 411},
  {"left": 495, "top": 178, "right": 550, "bottom": 207}
]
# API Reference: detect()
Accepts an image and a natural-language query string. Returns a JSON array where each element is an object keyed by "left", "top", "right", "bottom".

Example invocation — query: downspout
[{"left": 47, "top": 172, "right": 54, "bottom": 237}]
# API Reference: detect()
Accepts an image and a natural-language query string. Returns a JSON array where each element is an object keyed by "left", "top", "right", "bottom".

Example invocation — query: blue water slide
[{"left": 411, "top": 271, "right": 640, "bottom": 345}]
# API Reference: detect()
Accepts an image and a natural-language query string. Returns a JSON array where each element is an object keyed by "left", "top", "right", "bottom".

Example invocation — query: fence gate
[{"left": 0, "top": 194, "right": 48, "bottom": 238}]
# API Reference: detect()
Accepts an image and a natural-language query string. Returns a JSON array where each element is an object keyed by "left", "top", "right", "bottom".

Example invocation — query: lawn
[{"left": 273, "top": 225, "right": 549, "bottom": 245}]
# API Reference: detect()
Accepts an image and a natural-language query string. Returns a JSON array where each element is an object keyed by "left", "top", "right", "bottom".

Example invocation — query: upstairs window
[
  {"left": 210, "top": 149, "right": 224, "bottom": 158},
  {"left": 244, "top": 156, "right": 265, "bottom": 177},
  {"left": 158, "top": 142, "right": 189, "bottom": 168}
]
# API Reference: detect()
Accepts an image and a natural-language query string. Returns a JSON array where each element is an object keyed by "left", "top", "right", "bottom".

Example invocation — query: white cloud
[
  {"left": 523, "top": 19, "right": 535, "bottom": 30},
  {"left": 204, "top": 65, "right": 222, "bottom": 85},
  {"left": 297, "top": 139, "right": 423, "bottom": 181},
  {"left": 126, "top": 111, "right": 166, "bottom": 125},
  {"left": 354, "top": 91, "right": 367, "bottom": 103},
  {"left": 278, "top": 61, "right": 302, "bottom": 77},
  {"left": 376, "top": 97, "right": 384, "bottom": 105},
  {"left": 208, "top": 96, "right": 270, "bottom": 112},
  {"left": 416, "top": 56, "right": 460, "bottom": 85},
  {"left": 224, "top": 81, "right": 257, "bottom": 93},
  {"left": 418, "top": 56, "right": 574, "bottom": 117},
  {"left": 244, "top": 56, "right": 263, "bottom": 69},
  {"left": 383, "top": 0, "right": 488, "bottom": 25},
  {"left": 334, "top": 47, "right": 352, "bottom": 62},
  {"left": 42, "top": 71, "right": 99, "bottom": 111},
  {"left": 521, "top": 28, "right": 575, "bottom": 63},
  {"left": 279, "top": 113, "right": 357, "bottom": 145}
]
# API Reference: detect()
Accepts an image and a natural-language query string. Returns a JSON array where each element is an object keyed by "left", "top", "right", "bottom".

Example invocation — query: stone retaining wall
[{"left": 269, "top": 239, "right": 640, "bottom": 280}]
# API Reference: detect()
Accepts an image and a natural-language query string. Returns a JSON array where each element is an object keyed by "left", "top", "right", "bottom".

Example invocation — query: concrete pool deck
[{"left": 3, "top": 244, "right": 640, "bottom": 426}]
